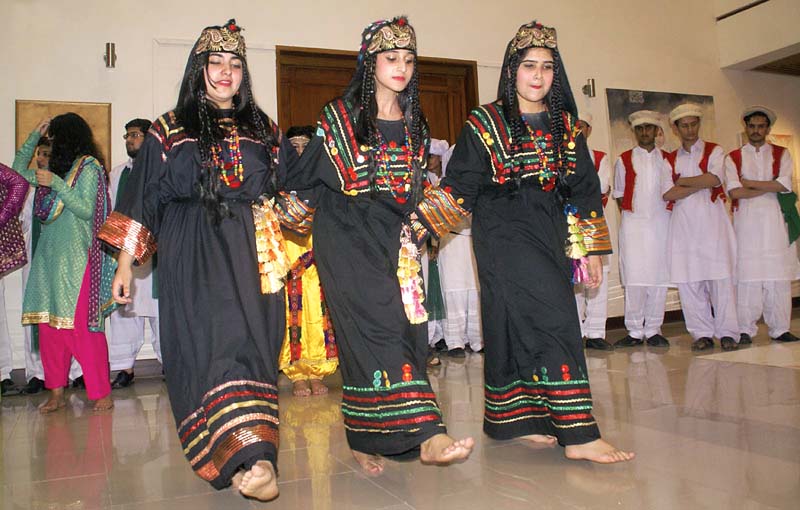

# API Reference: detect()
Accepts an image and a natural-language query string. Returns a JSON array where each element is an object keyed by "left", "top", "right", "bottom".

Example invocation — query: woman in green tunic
[{"left": 13, "top": 113, "right": 117, "bottom": 413}]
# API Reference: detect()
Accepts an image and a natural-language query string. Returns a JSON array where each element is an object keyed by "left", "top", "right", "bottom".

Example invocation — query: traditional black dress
[
  {"left": 283, "top": 99, "right": 446, "bottom": 457},
  {"left": 417, "top": 102, "right": 611, "bottom": 445},
  {"left": 99, "top": 110, "right": 284, "bottom": 488}
]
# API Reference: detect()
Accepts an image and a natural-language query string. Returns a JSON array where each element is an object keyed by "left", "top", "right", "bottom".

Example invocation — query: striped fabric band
[
  {"left": 484, "top": 379, "right": 596, "bottom": 430},
  {"left": 577, "top": 216, "right": 611, "bottom": 255},
  {"left": 177, "top": 380, "right": 279, "bottom": 484},
  {"left": 341, "top": 380, "right": 445, "bottom": 434},
  {"left": 416, "top": 186, "right": 469, "bottom": 239},
  {"left": 274, "top": 191, "right": 315, "bottom": 235}
]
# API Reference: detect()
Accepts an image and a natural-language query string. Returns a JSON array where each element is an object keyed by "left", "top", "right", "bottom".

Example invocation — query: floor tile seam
[
  {"left": 357, "top": 470, "right": 417, "bottom": 508},
  {"left": 107, "top": 489, "right": 222, "bottom": 507},
  {"left": 5, "top": 469, "right": 110, "bottom": 486}
]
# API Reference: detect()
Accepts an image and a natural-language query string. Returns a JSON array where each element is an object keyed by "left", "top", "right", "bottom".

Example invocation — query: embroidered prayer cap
[
  {"left": 429, "top": 138, "right": 450, "bottom": 157},
  {"left": 669, "top": 103, "right": 703, "bottom": 124},
  {"left": 508, "top": 20, "right": 558, "bottom": 55},
  {"left": 742, "top": 105, "right": 776, "bottom": 125},
  {"left": 357, "top": 16, "right": 417, "bottom": 64},
  {"left": 194, "top": 19, "right": 246, "bottom": 58},
  {"left": 628, "top": 110, "right": 662, "bottom": 128}
]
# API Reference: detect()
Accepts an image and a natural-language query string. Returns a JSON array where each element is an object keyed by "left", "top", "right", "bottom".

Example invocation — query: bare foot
[
  {"left": 38, "top": 388, "right": 66, "bottom": 414},
  {"left": 565, "top": 439, "right": 635, "bottom": 464},
  {"left": 292, "top": 379, "right": 311, "bottom": 397},
  {"left": 93, "top": 395, "right": 114, "bottom": 412},
  {"left": 238, "top": 460, "right": 279, "bottom": 501},
  {"left": 309, "top": 378, "right": 328, "bottom": 396},
  {"left": 420, "top": 433, "right": 474, "bottom": 465},
  {"left": 519, "top": 434, "right": 557, "bottom": 447},
  {"left": 351, "top": 450, "right": 385, "bottom": 476},
  {"left": 231, "top": 470, "right": 244, "bottom": 490}
]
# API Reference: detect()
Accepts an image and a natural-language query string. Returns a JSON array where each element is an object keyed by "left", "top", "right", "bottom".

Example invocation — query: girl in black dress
[
  {"left": 416, "top": 20, "right": 634, "bottom": 464},
  {"left": 102, "top": 20, "right": 286, "bottom": 500}
]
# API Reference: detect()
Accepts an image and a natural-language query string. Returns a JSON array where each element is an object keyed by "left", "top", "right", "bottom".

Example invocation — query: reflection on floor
[{"left": 2, "top": 320, "right": 799, "bottom": 509}]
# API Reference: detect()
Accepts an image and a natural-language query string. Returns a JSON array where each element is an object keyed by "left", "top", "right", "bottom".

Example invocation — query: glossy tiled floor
[{"left": 2, "top": 320, "right": 799, "bottom": 509}]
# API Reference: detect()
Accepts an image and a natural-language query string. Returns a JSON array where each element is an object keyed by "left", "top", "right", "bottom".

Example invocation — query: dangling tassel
[
  {"left": 253, "top": 198, "right": 291, "bottom": 294},
  {"left": 564, "top": 204, "right": 589, "bottom": 284},
  {"left": 571, "top": 257, "right": 590, "bottom": 284},
  {"left": 397, "top": 223, "right": 428, "bottom": 324}
]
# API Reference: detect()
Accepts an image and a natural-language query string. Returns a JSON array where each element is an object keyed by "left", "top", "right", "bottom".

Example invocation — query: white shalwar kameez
[
  {"left": 662, "top": 140, "right": 738, "bottom": 341},
  {"left": 614, "top": 146, "right": 672, "bottom": 340},
  {"left": 724, "top": 143, "right": 798, "bottom": 338}
]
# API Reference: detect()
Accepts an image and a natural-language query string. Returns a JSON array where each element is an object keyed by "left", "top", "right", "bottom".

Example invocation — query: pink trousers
[{"left": 40, "top": 265, "right": 110, "bottom": 400}]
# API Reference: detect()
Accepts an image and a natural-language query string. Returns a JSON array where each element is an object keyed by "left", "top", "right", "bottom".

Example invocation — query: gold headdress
[
  {"left": 194, "top": 19, "right": 246, "bottom": 58},
  {"left": 509, "top": 21, "right": 557, "bottom": 54},
  {"left": 358, "top": 16, "right": 416, "bottom": 63}
]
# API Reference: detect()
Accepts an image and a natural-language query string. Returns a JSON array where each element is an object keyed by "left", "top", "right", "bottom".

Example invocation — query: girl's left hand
[
  {"left": 585, "top": 255, "right": 603, "bottom": 289},
  {"left": 35, "top": 169, "right": 54, "bottom": 187}
]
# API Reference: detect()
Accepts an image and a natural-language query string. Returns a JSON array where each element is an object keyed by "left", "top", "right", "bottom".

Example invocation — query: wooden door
[{"left": 276, "top": 46, "right": 478, "bottom": 144}]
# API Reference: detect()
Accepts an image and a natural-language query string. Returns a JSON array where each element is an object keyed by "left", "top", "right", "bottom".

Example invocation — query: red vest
[
  {"left": 729, "top": 144, "right": 786, "bottom": 211},
  {"left": 619, "top": 148, "right": 670, "bottom": 212},
  {"left": 665, "top": 141, "right": 725, "bottom": 207},
  {"left": 592, "top": 150, "right": 609, "bottom": 207}
]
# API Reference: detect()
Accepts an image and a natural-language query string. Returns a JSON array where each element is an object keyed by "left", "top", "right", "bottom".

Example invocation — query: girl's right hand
[
  {"left": 35, "top": 118, "right": 51, "bottom": 136},
  {"left": 112, "top": 251, "right": 135, "bottom": 304}
]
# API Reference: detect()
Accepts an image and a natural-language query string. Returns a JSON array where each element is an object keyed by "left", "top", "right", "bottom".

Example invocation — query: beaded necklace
[
  {"left": 374, "top": 122, "right": 414, "bottom": 204},
  {"left": 211, "top": 124, "right": 244, "bottom": 188},
  {"left": 520, "top": 115, "right": 557, "bottom": 189}
]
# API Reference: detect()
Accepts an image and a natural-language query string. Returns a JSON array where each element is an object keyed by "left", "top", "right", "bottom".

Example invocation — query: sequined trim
[
  {"left": 274, "top": 191, "right": 315, "bottom": 235},
  {"left": 416, "top": 187, "right": 469, "bottom": 239},
  {"left": 577, "top": 216, "right": 611, "bottom": 255},
  {"left": 484, "top": 379, "right": 596, "bottom": 429},
  {"left": 341, "top": 379, "right": 443, "bottom": 434},
  {"left": 177, "top": 380, "right": 279, "bottom": 485},
  {"left": 253, "top": 200, "right": 290, "bottom": 294},
  {"left": 22, "top": 312, "right": 74, "bottom": 329},
  {"left": 187, "top": 412, "right": 280, "bottom": 462},
  {"left": 98, "top": 211, "right": 157, "bottom": 264},
  {"left": 210, "top": 425, "right": 278, "bottom": 470}
]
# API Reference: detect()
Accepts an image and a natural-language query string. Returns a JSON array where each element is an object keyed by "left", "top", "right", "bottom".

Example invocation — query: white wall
[
  {"left": 716, "top": 0, "right": 800, "bottom": 68},
  {"left": 2, "top": 0, "right": 799, "bottom": 365}
]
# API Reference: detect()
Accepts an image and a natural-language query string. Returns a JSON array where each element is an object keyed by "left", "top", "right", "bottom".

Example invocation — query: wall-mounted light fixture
[
  {"left": 582, "top": 78, "right": 596, "bottom": 98},
  {"left": 104, "top": 42, "right": 117, "bottom": 68}
]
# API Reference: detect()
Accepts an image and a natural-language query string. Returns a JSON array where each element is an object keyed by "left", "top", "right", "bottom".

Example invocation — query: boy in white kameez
[
  {"left": 662, "top": 104, "right": 739, "bottom": 352},
  {"left": 613, "top": 110, "right": 672, "bottom": 348},
  {"left": 724, "top": 106, "right": 799, "bottom": 344}
]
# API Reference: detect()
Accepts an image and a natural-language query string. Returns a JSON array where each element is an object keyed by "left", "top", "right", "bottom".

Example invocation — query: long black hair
[
  {"left": 48, "top": 112, "right": 105, "bottom": 179},
  {"left": 174, "top": 39, "right": 278, "bottom": 224},
  {"left": 341, "top": 18, "right": 428, "bottom": 205},
  {"left": 497, "top": 23, "right": 578, "bottom": 197}
]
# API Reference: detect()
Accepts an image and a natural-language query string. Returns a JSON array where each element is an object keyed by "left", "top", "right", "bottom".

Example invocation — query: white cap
[
  {"left": 628, "top": 110, "right": 661, "bottom": 128},
  {"left": 742, "top": 105, "right": 776, "bottom": 125},
  {"left": 669, "top": 103, "right": 703, "bottom": 124},
  {"left": 580, "top": 113, "right": 593, "bottom": 126},
  {"left": 429, "top": 138, "right": 450, "bottom": 157}
]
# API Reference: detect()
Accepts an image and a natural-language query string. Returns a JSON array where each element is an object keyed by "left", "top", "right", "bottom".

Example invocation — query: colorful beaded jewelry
[
  {"left": 212, "top": 125, "right": 245, "bottom": 188},
  {"left": 520, "top": 116, "right": 558, "bottom": 190},
  {"left": 375, "top": 122, "right": 414, "bottom": 204}
]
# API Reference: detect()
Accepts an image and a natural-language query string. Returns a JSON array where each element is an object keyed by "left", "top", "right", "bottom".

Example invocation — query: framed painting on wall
[{"left": 15, "top": 100, "right": 112, "bottom": 171}]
